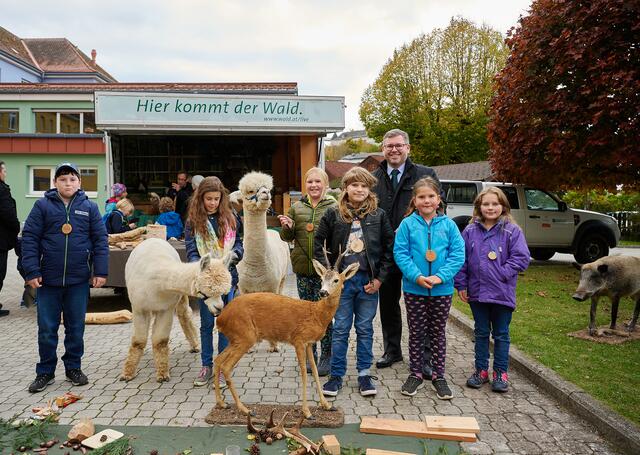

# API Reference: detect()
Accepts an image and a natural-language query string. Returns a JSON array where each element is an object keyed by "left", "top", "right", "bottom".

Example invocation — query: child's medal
[
  {"left": 487, "top": 251, "right": 498, "bottom": 260},
  {"left": 61, "top": 223, "right": 73, "bottom": 235},
  {"left": 425, "top": 230, "right": 436, "bottom": 262},
  {"left": 305, "top": 222, "right": 314, "bottom": 232},
  {"left": 350, "top": 238, "right": 364, "bottom": 253}
]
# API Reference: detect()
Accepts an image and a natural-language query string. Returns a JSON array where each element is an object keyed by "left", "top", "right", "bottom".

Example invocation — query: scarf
[{"left": 195, "top": 218, "right": 236, "bottom": 259}]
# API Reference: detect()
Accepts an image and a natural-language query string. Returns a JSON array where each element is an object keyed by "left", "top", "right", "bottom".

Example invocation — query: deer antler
[
  {"left": 283, "top": 416, "right": 322, "bottom": 455},
  {"left": 333, "top": 244, "right": 352, "bottom": 271},
  {"left": 322, "top": 241, "right": 331, "bottom": 267}
]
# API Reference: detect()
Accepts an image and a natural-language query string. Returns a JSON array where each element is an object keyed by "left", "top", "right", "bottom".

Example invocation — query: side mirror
[{"left": 558, "top": 201, "right": 567, "bottom": 212}]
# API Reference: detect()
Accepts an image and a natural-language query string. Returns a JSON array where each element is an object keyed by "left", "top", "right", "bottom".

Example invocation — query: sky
[{"left": 3, "top": 0, "right": 533, "bottom": 131}]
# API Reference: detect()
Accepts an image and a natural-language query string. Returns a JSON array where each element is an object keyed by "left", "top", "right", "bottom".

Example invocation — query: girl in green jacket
[{"left": 279, "top": 167, "right": 336, "bottom": 375}]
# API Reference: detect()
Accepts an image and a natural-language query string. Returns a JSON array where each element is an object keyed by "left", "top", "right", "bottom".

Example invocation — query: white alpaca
[
  {"left": 235, "top": 172, "right": 290, "bottom": 295},
  {"left": 120, "top": 238, "right": 232, "bottom": 382}
]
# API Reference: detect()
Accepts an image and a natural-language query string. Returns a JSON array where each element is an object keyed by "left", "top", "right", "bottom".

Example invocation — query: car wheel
[
  {"left": 530, "top": 248, "right": 555, "bottom": 261},
  {"left": 574, "top": 233, "right": 609, "bottom": 264}
]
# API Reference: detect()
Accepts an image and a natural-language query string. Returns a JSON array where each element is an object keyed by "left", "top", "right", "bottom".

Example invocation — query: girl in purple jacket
[{"left": 454, "top": 187, "right": 530, "bottom": 393}]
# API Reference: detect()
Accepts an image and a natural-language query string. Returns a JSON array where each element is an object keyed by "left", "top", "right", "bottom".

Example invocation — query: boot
[{"left": 317, "top": 350, "right": 331, "bottom": 377}]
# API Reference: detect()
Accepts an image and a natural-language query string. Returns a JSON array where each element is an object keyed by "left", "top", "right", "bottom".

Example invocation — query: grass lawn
[
  {"left": 619, "top": 239, "right": 640, "bottom": 247},
  {"left": 452, "top": 263, "right": 640, "bottom": 425}
]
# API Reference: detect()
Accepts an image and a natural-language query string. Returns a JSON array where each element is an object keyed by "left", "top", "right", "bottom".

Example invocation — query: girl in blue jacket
[
  {"left": 185, "top": 176, "right": 243, "bottom": 389},
  {"left": 394, "top": 177, "right": 465, "bottom": 400},
  {"left": 454, "top": 187, "right": 530, "bottom": 393}
]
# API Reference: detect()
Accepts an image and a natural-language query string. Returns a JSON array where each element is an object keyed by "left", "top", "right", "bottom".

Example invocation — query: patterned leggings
[
  {"left": 404, "top": 293, "right": 452, "bottom": 379},
  {"left": 297, "top": 275, "right": 333, "bottom": 355}
]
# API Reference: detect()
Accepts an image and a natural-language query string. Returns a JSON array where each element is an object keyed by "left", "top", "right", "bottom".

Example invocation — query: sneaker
[
  {"left": 317, "top": 353, "right": 331, "bottom": 377},
  {"left": 322, "top": 376, "right": 343, "bottom": 397},
  {"left": 358, "top": 375, "right": 378, "bottom": 397},
  {"left": 492, "top": 370, "right": 509, "bottom": 393},
  {"left": 217, "top": 372, "right": 228, "bottom": 390},
  {"left": 28, "top": 373, "right": 55, "bottom": 393},
  {"left": 432, "top": 377, "right": 453, "bottom": 400},
  {"left": 194, "top": 366, "right": 212, "bottom": 387},
  {"left": 401, "top": 374, "right": 424, "bottom": 396},
  {"left": 466, "top": 369, "right": 489, "bottom": 389},
  {"left": 66, "top": 369, "right": 88, "bottom": 386}
]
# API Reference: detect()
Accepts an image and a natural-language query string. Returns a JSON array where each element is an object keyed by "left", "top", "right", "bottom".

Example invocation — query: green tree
[{"left": 360, "top": 17, "right": 508, "bottom": 165}]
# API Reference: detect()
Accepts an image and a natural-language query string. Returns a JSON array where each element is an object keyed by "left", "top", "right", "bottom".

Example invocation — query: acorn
[{"left": 265, "top": 437, "right": 273, "bottom": 445}]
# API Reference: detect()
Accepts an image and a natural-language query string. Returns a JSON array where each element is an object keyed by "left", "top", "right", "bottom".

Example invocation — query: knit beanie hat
[{"left": 112, "top": 183, "right": 127, "bottom": 197}]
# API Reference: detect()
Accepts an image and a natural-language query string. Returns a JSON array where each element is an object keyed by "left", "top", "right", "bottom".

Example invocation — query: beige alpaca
[
  {"left": 214, "top": 251, "right": 359, "bottom": 419},
  {"left": 235, "top": 172, "right": 290, "bottom": 295},
  {"left": 120, "top": 238, "right": 232, "bottom": 382}
]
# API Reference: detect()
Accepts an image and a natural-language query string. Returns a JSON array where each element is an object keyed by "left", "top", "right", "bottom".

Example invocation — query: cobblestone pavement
[{"left": 0, "top": 251, "right": 621, "bottom": 454}]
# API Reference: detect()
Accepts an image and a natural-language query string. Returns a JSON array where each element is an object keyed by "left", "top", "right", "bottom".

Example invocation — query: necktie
[{"left": 391, "top": 169, "right": 400, "bottom": 190}]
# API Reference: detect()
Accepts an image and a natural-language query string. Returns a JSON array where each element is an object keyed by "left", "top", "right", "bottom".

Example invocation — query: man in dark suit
[
  {"left": 372, "top": 129, "right": 444, "bottom": 372},
  {"left": 0, "top": 161, "right": 21, "bottom": 317}
]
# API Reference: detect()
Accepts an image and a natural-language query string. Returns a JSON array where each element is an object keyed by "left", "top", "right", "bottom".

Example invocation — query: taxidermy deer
[{"left": 213, "top": 248, "right": 359, "bottom": 419}]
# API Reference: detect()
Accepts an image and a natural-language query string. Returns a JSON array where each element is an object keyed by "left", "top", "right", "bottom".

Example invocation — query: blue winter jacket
[
  {"left": 394, "top": 212, "right": 465, "bottom": 297},
  {"left": 156, "top": 211, "right": 184, "bottom": 239},
  {"left": 454, "top": 219, "right": 530, "bottom": 309},
  {"left": 185, "top": 212, "right": 243, "bottom": 287},
  {"left": 22, "top": 189, "right": 109, "bottom": 287}
]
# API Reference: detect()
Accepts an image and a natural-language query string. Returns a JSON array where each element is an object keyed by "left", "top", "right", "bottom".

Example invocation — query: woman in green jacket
[{"left": 279, "top": 167, "right": 336, "bottom": 376}]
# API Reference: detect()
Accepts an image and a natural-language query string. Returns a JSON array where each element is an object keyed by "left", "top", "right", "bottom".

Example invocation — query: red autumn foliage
[{"left": 487, "top": 0, "right": 640, "bottom": 190}]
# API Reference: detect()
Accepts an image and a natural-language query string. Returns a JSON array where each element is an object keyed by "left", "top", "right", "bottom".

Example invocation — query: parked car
[{"left": 441, "top": 180, "right": 621, "bottom": 263}]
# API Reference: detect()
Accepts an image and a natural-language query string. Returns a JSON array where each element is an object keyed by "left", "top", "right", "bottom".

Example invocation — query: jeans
[
  {"left": 469, "top": 301, "right": 513, "bottom": 372},
  {"left": 199, "top": 287, "right": 235, "bottom": 367},
  {"left": 36, "top": 282, "right": 90, "bottom": 374},
  {"left": 330, "top": 271, "right": 378, "bottom": 377}
]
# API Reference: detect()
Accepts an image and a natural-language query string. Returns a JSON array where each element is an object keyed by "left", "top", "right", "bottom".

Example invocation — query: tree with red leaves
[{"left": 488, "top": 0, "right": 640, "bottom": 190}]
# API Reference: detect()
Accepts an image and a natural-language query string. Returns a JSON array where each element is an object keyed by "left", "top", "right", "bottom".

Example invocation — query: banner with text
[{"left": 95, "top": 92, "right": 345, "bottom": 132}]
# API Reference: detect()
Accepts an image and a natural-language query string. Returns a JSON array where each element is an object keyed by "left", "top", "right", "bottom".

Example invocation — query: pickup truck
[{"left": 441, "top": 180, "right": 621, "bottom": 263}]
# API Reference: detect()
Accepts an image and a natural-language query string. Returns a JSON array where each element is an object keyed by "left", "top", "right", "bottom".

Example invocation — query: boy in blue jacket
[{"left": 22, "top": 162, "right": 109, "bottom": 393}]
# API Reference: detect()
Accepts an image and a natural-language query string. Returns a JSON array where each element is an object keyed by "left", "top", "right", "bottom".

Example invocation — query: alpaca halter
[{"left": 245, "top": 186, "right": 270, "bottom": 202}]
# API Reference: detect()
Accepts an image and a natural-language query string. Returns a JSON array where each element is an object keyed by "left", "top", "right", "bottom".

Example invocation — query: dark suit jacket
[
  {"left": 372, "top": 158, "right": 444, "bottom": 231},
  {"left": 0, "top": 181, "right": 20, "bottom": 251}
]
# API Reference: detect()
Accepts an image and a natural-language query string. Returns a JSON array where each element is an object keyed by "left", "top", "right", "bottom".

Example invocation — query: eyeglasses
[{"left": 383, "top": 143, "right": 407, "bottom": 150}]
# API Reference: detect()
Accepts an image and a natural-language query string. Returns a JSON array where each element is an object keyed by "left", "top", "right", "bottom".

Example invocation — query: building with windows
[
  {"left": 0, "top": 26, "right": 116, "bottom": 83},
  {"left": 0, "top": 83, "right": 344, "bottom": 220}
]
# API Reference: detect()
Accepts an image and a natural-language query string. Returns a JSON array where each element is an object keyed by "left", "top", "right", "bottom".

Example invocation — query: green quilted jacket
[{"left": 280, "top": 195, "right": 337, "bottom": 276}]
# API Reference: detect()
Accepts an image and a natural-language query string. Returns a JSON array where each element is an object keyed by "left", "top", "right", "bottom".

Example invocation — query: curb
[{"left": 448, "top": 307, "right": 640, "bottom": 455}]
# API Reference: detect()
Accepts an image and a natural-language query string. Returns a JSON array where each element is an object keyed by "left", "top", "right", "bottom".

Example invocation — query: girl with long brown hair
[{"left": 185, "top": 176, "right": 243, "bottom": 389}]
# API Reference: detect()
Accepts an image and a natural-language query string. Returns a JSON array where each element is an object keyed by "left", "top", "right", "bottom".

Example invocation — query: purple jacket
[{"left": 454, "top": 219, "right": 530, "bottom": 309}]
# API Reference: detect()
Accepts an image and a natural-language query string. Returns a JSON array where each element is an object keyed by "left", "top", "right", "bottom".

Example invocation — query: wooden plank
[
  {"left": 360, "top": 417, "right": 477, "bottom": 442},
  {"left": 424, "top": 415, "right": 480, "bottom": 434},
  {"left": 366, "top": 449, "right": 416, "bottom": 455}
]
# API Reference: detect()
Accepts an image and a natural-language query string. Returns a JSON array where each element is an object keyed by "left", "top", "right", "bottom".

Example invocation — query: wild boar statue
[{"left": 573, "top": 256, "right": 640, "bottom": 336}]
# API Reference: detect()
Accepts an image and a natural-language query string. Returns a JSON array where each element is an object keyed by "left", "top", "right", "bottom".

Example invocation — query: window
[
  {"left": 33, "top": 111, "right": 100, "bottom": 134},
  {"left": 35, "top": 112, "right": 57, "bottom": 133},
  {"left": 443, "top": 182, "right": 477, "bottom": 204},
  {"left": 524, "top": 188, "right": 560, "bottom": 211},
  {"left": 0, "top": 111, "right": 19, "bottom": 133},
  {"left": 28, "top": 166, "right": 98, "bottom": 197},
  {"left": 496, "top": 186, "right": 520, "bottom": 209}
]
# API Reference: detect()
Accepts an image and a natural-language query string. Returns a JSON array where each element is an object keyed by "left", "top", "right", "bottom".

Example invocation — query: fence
[{"left": 608, "top": 211, "right": 640, "bottom": 241}]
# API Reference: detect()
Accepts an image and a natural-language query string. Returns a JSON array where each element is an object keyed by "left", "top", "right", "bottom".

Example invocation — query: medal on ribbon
[
  {"left": 305, "top": 223, "right": 314, "bottom": 232},
  {"left": 61, "top": 223, "right": 73, "bottom": 235},
  {"left": 488, "top": 251, "right": 498, "bottom": 260},
  {"left": 425, "top": 249, "right": 437, "bottom": 262},
  {"left": 350, "top": 238, "right": 364, "bottom": 253}
]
